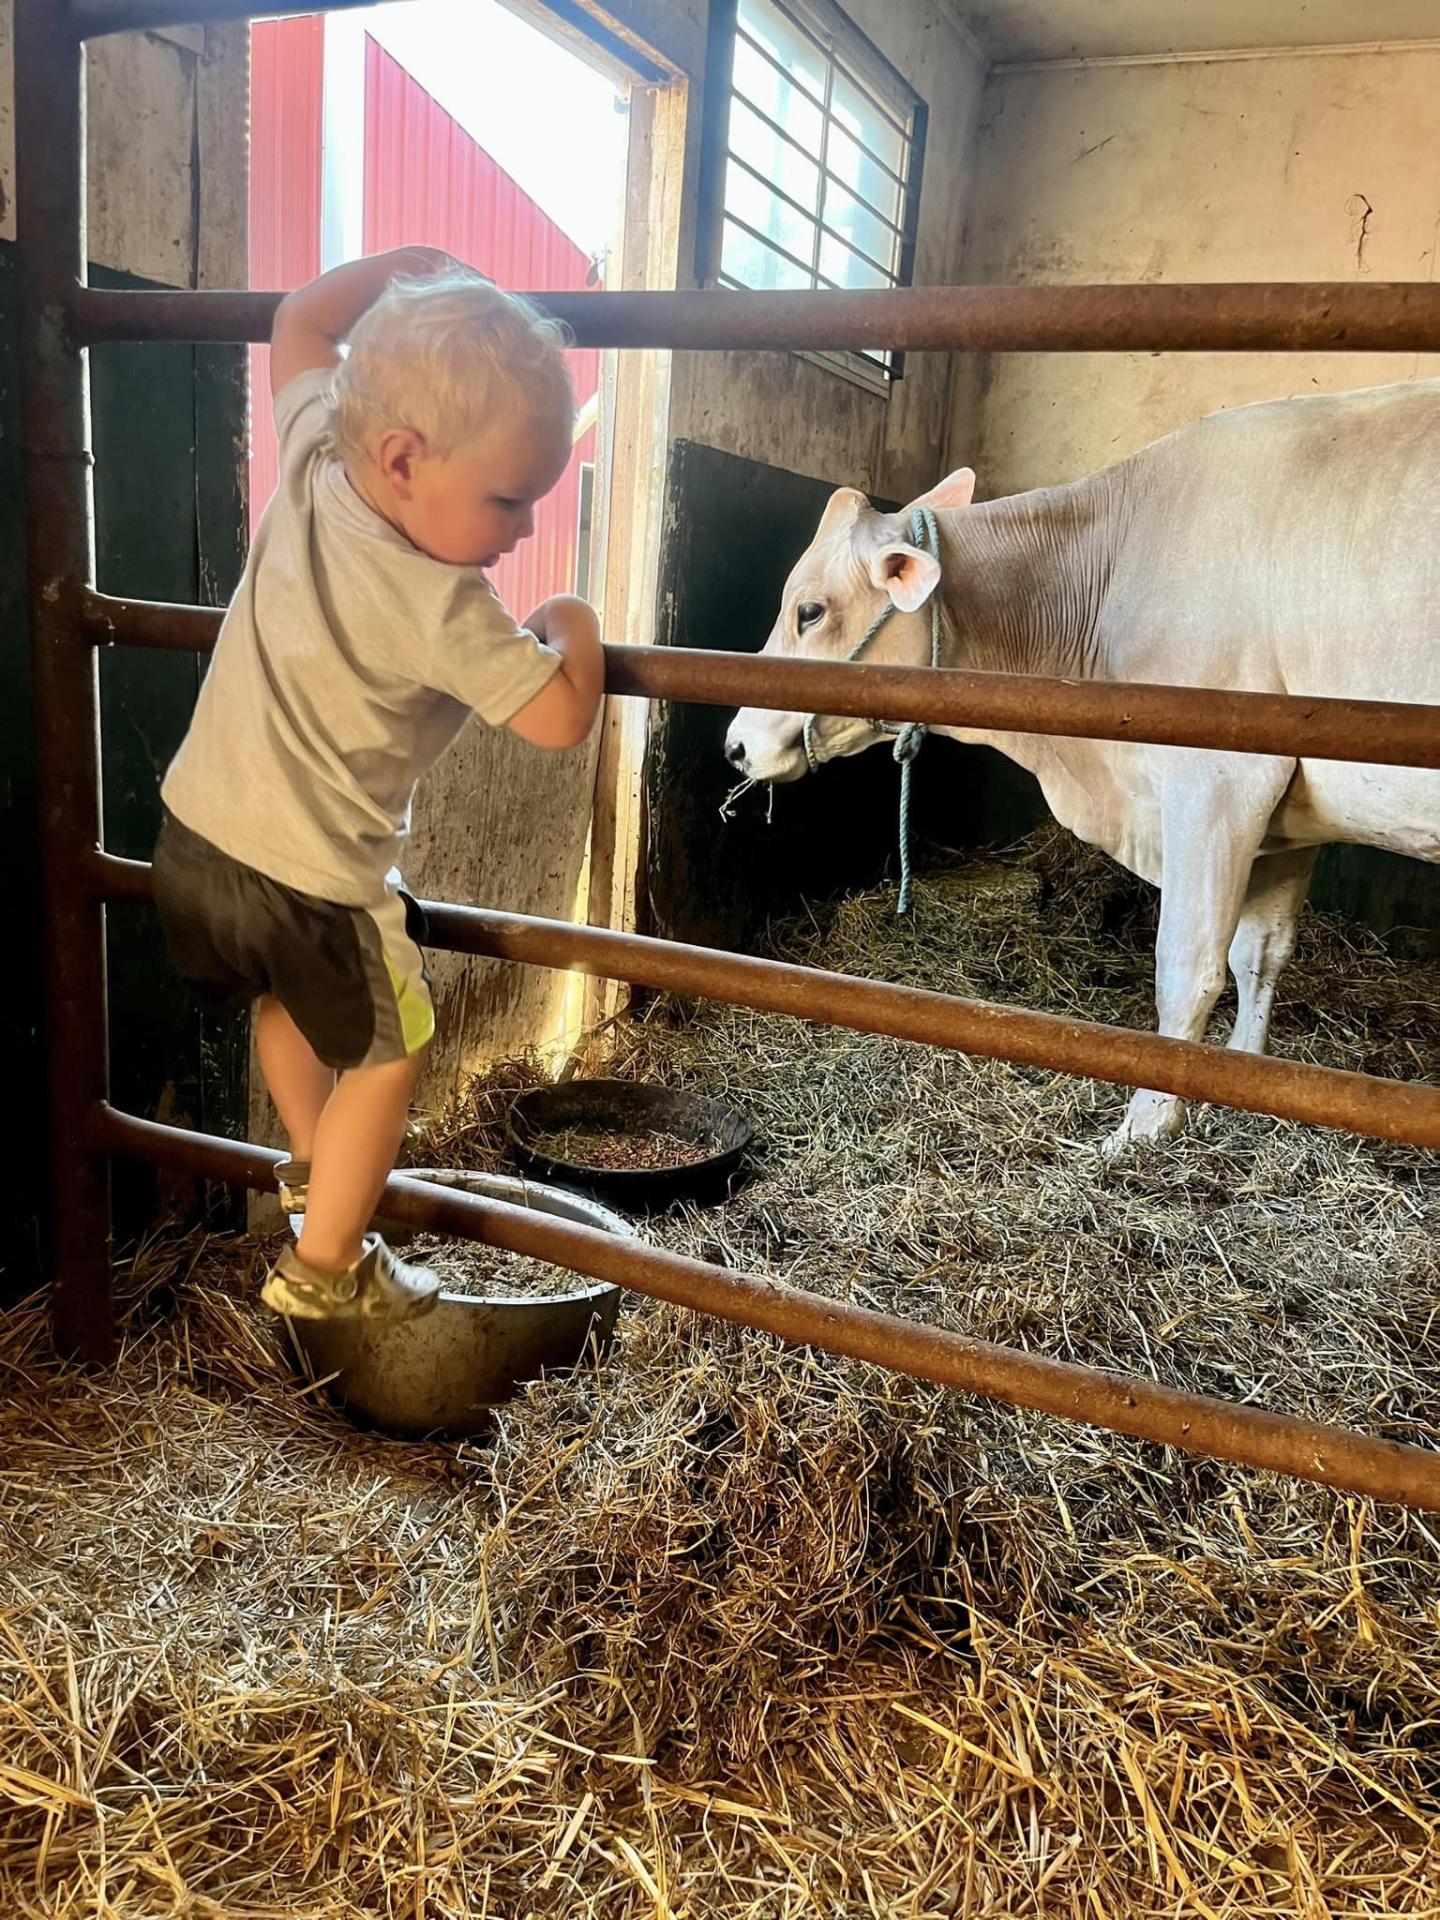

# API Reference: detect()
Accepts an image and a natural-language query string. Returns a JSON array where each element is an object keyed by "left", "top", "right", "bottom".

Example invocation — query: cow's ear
[
  {"left": 871, "top": 542, "right": 941, "bottom": 613},
  {"left": 816, "top": 486, "right": 868, "bottom": 538},
  {"left": 912, "top": 466, "right": 976, "bottom": 512}
]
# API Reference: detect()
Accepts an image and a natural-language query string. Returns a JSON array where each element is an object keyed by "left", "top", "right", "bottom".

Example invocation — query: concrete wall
[
  {"left": 669, "top": 1, "right": 986, "bottom": 504},
  {"left": 0, "top": 10, "right": 247, "bottom": 287},
  {"left": 951, "top": 43, "right": 1440, "bottom": 496}
]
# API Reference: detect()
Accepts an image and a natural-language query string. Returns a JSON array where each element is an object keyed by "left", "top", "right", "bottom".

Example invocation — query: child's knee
[{"left": 346, "top": 1045, "right": 424, "bottom": 1082}]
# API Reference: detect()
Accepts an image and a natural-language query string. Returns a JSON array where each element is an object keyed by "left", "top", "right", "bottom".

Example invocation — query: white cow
[{"left": 724, "top": 378, "right": 1440, "bottom": 1151}]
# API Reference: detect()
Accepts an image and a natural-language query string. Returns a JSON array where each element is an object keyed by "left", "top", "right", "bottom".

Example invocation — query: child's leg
[
  {"left": 294, "top": 1049, "right": 428, "bottom": 1274},
  {"left": 255, "top": 995, "right": 335, "bottom": 1160}
]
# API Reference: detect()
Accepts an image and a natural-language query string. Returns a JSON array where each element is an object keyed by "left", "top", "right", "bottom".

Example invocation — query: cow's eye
[{"left": 797, "top": 601, "right": 825, "bottom": 632}]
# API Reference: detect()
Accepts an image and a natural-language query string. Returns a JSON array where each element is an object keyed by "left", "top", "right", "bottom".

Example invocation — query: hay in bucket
[{"left": 2, "top": 828, "right": 1438, "bottom": 1916}]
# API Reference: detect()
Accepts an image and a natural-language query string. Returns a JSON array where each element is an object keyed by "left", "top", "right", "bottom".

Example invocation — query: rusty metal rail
[
  {"left": 93, "top": 1107, "right": 1440, "bottom": 1513},
  {"left": 68, "top": 279, "right": 1440, "bottom": 353},
  {"left": 18, "top": 0, "right": 112, "bottom": 1362},
  {"left": 78, "top": 591, "right": 1440, "bottom": 770},
  {"left": 93, "top": 852, "right": 1440, "bottom": 1151},
  {"left": 74, "top": 0, "right": 381, "bottom": 34}
]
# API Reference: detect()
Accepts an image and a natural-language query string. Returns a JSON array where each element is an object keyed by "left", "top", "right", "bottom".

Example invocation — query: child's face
[{"left": 372, "top": 407, "right": 573, "bottom": 569}]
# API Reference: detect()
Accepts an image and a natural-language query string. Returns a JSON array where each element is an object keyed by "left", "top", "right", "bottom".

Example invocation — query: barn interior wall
[
  {"left": 666, "top": 1, "right": 986, "bottom": 504},
  {"left": 943, "top": 39, "right": 1440, "bottom": 948},
  {"left": 950, "top": 42, "right": 1440, "bottom": 493},
  {"left": 1, "top": 12, "right": 250, "bottom": 1300}
]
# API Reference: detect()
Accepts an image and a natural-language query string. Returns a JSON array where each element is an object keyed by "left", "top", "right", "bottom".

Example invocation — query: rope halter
[{"left": 801, "top": 504, "right": 943, "bottom": 914}]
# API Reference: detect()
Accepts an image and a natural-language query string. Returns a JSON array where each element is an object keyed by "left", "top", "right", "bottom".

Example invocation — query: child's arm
[
  {"left": 508, "top": 597, "right": 606, "bottom": 751},
  {"left": 269, "top": 246, "right": 456, "bottom": 398}
]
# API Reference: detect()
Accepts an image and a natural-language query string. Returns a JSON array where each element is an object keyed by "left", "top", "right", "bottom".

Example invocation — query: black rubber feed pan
[{"left": 507, "top": 1079, "right": 753, "bottom": 1208}]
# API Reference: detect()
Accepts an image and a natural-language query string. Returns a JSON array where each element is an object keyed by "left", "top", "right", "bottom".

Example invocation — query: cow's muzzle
[{"left": 723, "top": 710, "right": 809, "bottom": 783}]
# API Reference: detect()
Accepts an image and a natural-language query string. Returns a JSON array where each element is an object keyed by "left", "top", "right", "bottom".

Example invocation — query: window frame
[
  {"left": 697, "top": 0, "right": 928, "bottom": 396},
  {"left": 574, "top": 460, "right": 597, "bottom": 602}
]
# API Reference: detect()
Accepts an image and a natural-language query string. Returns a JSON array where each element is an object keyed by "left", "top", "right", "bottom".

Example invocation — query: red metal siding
[
  {"left": 361, "top": 35, "right": 600, "bottom": 622},
  {"left": 248, "top": 14, "right": 325, "bottom": 531}
]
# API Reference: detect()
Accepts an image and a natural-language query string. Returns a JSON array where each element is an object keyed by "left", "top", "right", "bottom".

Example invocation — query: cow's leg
[
  {"left": 1103, "top": 761, "right": 1294, "bottom": 1156},
  {"left": 1226, "top": 847, "right": 1318, "bottom": 1057}
]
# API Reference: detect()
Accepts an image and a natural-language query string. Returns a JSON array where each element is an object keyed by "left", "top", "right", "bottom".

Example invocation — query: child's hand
[
  {"left": 269, "top": 247, "right": 487, "bottom": 397},
  {"left": 522, "top": 595, "right": 598, "bottom": 644},
  {"left": 510, "top": 598, "right": 605, "bottom": 750},
  {"left": 395, "top": 245, "right": 476, "bottom": 281}
]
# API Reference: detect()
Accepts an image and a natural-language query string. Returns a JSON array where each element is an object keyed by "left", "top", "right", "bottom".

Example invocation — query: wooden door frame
[{"left": 497, "top": 1, "right": 698, "bottom": 1052}]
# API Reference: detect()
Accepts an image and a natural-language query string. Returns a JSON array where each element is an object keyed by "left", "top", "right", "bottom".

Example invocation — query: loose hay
[{"left": 3, "top": 829, "right": 1439, "bottom": 1917}]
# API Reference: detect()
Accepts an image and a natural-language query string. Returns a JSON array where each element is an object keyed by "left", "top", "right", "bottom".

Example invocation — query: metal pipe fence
[
  {"left": 91, "top": 853, "right": 1440, "bottom": 1151},
  {"left": 17, "top": 0, "right": 1440, "bottom": 1503},
  {"left": 93, "top": 1107, "right": 1440, "bottom": 1513},
  {"left": 66, "top": 278, "right": 1440, "bottom": 352},
  {"left": 80, "top": 590, "right": 1440, "bottom": 769}
]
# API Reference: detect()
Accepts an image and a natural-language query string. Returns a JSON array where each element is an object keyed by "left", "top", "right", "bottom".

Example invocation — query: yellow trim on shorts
[{"left": 384, "top": 953, "right": 436, "bottom": 1055}]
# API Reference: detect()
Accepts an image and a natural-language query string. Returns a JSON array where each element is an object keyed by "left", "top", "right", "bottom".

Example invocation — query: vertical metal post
[
  {"left": 694, "top": 0, "right": 738, "bottom": 286},
  {"left": 16, "top": 0, "right": 115, "bottom": 1362}
]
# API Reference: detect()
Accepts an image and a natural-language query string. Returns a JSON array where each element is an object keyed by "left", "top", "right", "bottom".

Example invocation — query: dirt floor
[{"left": 2, "top": 831, "right": 1438, "bottom": 1918}]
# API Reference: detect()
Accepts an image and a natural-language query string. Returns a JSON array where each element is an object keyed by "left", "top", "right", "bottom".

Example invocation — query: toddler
[{"left": 154, "top": 247, "right": 604, "bottom": 1321}]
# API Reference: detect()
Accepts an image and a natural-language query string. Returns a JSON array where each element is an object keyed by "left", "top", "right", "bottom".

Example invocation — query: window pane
[
  {"left": 721, "top": 0, "right": 919, "bottom": 331},
  {"left": 722, "top": 218, "right": 812, "bottom": 291},
  {"left": 732, "top": 39, "right": 824, "bottom": 157},
  {"left": 819, "top": 231, "right": 888, "bottom": 291},
  {"left": 822, "top": 177, "right": 901, "bottom": 278},
  {"left": 736, "top": 0, "right": 828, "bottom": 104},
  {"left": 726, "top": 158, "right": 817, "bottom": 265},
  {"left": 830, "top": 66, "right": 907, "bottom": 177},
  {"left": 827, "top": 119, "right": 903, "bottom": 218},
  {"left": 729, "top": 97, "right": 822, "bottom": 209}
]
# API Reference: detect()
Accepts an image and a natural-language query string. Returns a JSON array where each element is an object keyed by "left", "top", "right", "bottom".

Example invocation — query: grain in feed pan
[
  {"left": 289, "top": 1168, "right": 631, "bottom": 1437},
  {"left": 507, "top": 1076, "right": 754, "bottom": 1209}
]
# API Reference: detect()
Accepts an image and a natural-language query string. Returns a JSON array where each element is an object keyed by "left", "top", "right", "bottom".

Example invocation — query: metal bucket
[{"left": 289, "top": 1167, "right": 631, "bottom": 1438}]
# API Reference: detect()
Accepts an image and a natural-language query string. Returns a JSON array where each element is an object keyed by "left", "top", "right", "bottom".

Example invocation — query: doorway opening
[{"left": 248, "top": 0, "right": 629, "bottom": 615}]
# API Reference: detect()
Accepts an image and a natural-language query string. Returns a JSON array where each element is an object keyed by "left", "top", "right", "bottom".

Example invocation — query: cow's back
[{"left": 1102, "top": 378, "right": 1440, "bottom": 708}]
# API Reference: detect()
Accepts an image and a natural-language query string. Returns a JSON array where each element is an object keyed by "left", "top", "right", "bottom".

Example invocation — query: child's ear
[{"left": 376, "top": 427, "right": 425, "bottom": 497}]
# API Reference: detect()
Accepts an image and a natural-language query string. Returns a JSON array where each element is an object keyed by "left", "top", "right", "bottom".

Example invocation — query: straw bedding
[{"left": 2, "top": 828, "right": 1438, "bottom": 1917}]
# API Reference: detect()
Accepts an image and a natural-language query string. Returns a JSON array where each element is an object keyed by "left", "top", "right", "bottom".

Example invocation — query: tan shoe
[
  {"left": 274, "top": 1158, "right": 310, "bottom": 1216},
  {"left": 261, "top": 1234, "right": 440, "bottom": 1323}
]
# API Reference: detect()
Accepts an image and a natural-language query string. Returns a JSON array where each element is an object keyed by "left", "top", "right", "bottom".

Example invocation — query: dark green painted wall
[{"left": 2, "top": 253, "right": 248, "bottom": 1305}]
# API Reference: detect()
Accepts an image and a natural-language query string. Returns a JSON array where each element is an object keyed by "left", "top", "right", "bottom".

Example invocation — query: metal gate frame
[{"left": 18, "top": 0, "right": 1440, "bottom": 1510}]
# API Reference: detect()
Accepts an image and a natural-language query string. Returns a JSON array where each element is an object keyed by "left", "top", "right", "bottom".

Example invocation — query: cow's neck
[{"left": 935, "top": 469, "right": 1121, "bottom": 680}]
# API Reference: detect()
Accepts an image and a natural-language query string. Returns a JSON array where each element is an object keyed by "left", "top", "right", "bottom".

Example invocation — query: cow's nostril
[{"left": 725, "top": 738, "right": 747, "bottom": 766}]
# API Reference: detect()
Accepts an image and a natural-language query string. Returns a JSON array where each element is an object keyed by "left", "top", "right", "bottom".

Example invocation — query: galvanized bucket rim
[{"left": 386, "top": 1164, "right": 632, "bottom": 1310}]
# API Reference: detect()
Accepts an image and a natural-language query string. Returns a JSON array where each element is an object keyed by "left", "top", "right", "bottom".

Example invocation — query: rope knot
[{"left": 892, "top": 721, "right": 926, "bottom": 766}]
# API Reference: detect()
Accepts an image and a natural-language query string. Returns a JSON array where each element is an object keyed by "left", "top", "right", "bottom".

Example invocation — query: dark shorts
[{"left": 152, "top": 812, "right": 435, "bottom": 1071}]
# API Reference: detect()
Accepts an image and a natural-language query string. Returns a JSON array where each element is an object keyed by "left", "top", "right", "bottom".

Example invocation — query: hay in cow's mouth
[{"left": 2, "top": 826, "right": 1437, "bottom": 1917}]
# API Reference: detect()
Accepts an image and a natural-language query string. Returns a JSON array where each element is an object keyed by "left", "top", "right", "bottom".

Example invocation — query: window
[{"left": 704, "top": 0, "right": 926, "bottom": 392}]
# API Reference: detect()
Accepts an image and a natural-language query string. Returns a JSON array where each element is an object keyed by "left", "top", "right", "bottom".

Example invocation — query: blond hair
[{"left": 331, "top": 271, "right": 573, "bottom": 463}]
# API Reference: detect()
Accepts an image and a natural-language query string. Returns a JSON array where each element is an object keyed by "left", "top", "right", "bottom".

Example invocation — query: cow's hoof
[{"left": 1101, "top": 1093, "right": 1189, "bottom": 1158}]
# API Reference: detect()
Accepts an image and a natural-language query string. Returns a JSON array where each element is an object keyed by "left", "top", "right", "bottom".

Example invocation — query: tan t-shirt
[{"left": 162, "top": 368, "right": 561, "bottom": 906}]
